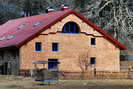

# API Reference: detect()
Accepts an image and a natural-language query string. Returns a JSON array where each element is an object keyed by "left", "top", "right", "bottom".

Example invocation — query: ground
[{"left": 0, "top": 76, "right": 133, "bottom": 89}]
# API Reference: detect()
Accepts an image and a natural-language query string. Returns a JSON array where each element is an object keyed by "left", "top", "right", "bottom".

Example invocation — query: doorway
[
  {"left": 0, "top": 62, "right": 8, "bottom": 75},
  {"left": 0, "top": 62, "right": 12, "bottom": 75},
  {"left": 48, "top": 59, "right": 59, "bottom": 70}
]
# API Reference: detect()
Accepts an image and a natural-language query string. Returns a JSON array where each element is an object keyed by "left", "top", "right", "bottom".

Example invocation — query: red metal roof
[{"left": 0, "top": 9, "right": 127, "bottom": 50}]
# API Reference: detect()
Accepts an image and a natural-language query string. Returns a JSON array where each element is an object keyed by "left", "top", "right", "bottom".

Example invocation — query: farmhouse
[{"left": 0, "top": 7, "right": 127, "bottom": 75}]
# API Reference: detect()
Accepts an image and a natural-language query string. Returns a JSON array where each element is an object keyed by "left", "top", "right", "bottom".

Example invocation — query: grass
[
  {"left": 0, "top": 76, "right": 133, "bottom": 89},
  {"left": 6, "top": 85, "right": 23, "bottom": 88},
  {"left": 60, "top": 79, "right": 133, "bottom": 86}
]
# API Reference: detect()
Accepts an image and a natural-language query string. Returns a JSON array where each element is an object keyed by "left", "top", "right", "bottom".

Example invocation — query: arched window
[{"left": 62, "top": 22, "right": 80, "bottom": 33}]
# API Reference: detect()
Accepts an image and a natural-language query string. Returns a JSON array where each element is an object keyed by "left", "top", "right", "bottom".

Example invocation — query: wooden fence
[{"left": 60, "top": 71, "right": 133, "bottom": 80}]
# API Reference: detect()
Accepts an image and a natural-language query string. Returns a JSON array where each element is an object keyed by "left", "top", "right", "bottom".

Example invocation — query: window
[
  {"left": 90, "top": 57, "right": 96, "bottom": 65},
  {"left": 6, "top": 35, "right": 16, "bottom": 40},
  {"left": 52, "top": 43, "right": 59, "bottom": 52},
  {"left": 62, "top": 22, "right": 80, "bottom": 33},
  {"left": 91, "top": 38, "right": 96, "bottom": 45},
  {"left": 48, "top": 59, "right": 59, "bottom": 70},
  {"left": 0, "top": 36, "right": 6, "bottom": 41},
  {"left": 0, "top": 34, "right": 16, "bottom": 41},
  {"left": 17, "top": 24, "right": 28, "bottom": 30},
  {"left": 33, "top": 21, "right": 43, "bottom": 27},
  {"left": 35, "top": 42, "right": 42, "bottom": 51}
]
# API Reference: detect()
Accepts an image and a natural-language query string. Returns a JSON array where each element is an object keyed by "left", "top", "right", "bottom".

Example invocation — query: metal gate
[{"left": 32, "top": 60, "right": 60, "bottom": 84}]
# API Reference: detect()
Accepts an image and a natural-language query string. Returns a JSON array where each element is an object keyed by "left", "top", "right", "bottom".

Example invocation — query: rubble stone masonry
[{"left": 19, "top": 14, "right": 120, "bottom": 72}]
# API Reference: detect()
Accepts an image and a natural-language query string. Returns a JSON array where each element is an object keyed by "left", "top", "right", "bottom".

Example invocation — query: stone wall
[{"left": 19, "top": 14, "right": 120, "bottom": 72}]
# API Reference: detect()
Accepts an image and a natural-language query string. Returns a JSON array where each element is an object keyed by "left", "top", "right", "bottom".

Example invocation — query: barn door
[
  {"left": 0, "top": 62, "right": 8, "bottom": 75},
  {"left": 0, "top": 62, "right": 12, "bottom": 75}
]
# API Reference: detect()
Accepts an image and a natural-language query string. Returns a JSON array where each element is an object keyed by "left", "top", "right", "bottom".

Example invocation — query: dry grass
[{"left": 0, "top": 75, "right": 133, "bottom": 89}]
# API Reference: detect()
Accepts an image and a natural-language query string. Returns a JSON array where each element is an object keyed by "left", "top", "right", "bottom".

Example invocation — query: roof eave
[
  {"left": 71, "top": 10, "right": 127, "bottom": 50},
  {"left": 0, "top": 45, "right": 18, "bottom": 51}
]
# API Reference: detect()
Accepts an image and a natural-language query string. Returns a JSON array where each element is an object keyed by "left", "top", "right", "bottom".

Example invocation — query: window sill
[
  {"left": 52, "top": 51, "right": 59, "bottom": 52},
  {"left": 62, "top": 33, "right": 80, "bottom": 34},
  {"left": 34, "top": 50, "right": 43, "bottom": 52},
  {"left": 91, "top": 44, "right": 96, "bottom": 46}
]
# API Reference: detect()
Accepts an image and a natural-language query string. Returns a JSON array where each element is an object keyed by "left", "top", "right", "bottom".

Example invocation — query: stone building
[{"left": 0, "top": 8, "right": 127, "bottom": 75}]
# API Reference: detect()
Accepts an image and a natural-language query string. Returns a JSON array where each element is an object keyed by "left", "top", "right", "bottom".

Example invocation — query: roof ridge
[
  {"left": 0, "top": 9, "right": 127, "bottom": 50},
  {"left": 5, "top": 9, "right": 73, "bottom": 23}
]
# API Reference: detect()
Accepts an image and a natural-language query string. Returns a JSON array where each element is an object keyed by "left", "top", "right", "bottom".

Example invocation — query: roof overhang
[{"left": 0, "top": 45, "right": 18, "bottom": 51}]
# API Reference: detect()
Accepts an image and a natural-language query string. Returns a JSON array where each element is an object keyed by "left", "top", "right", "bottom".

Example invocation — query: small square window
[
  {"left": 90, "top": 57, "right": 96, "bottom": 65},
  {"left": 91, "top": 38, "right": 96, "bottom": 45},
  {"left": 52, "top": 43, "right": 59, "bottom": 52},
  {"left": 35, "top": 42, "right": 42, "bottom": 51}
]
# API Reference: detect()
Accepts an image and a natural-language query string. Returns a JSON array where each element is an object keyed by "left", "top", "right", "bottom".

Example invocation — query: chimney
[
  {"left": 60, "top": 4, "right": 69, "bottom": 11},
  {"left": 45, "top": 7, "right": 54, "bottom": 13}
]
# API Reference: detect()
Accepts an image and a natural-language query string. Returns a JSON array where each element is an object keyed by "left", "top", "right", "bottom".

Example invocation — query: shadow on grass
[{"left": 6, "top": 85, "right": 23, "bottom": 88}]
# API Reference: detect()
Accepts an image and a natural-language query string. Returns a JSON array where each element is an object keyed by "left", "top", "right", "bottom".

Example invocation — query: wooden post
[{"left": 128, "top": 66, "right": 132, "bottom": 79}]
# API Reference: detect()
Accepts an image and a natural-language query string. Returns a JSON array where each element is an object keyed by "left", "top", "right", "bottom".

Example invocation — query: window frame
[
  {"left": 90, "top": 57, "right": 96, "bottom": 65},
  {"left": 52, "top": 43, "right": 59, "bottom": 52},
  {"left": 35, "top": 42, "right": 42, "bottom": 52},
  {"left": 62, "top": 22, "right": 80, "bottom": 34},
  {"left": 91, "top": 38, "right": 96, "bottom": 45},
  {"left": 48, "top": 59, "right": 59, "bottom": 70}
]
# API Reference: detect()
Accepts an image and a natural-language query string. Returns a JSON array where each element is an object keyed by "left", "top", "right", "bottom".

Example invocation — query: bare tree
[
  {"left": 77, "top": 50, "right": 90, "bottom": 79},
  {"left": 104, "top": 0, "right": 133, "bottom": 48},
  {"left": 80, "top": 0, "right": 133, "bottom": 48}
]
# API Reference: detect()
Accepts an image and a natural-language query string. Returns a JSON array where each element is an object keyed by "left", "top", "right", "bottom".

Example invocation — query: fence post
[
  {"left": 92, "top": 65, "right": 96, "bottom": 79},
  {"left": 94, "top": 68, "right": 96, "bottom": 79},
  {"left": 128, "top": 66, "right": 132, "bottom": 79}
]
